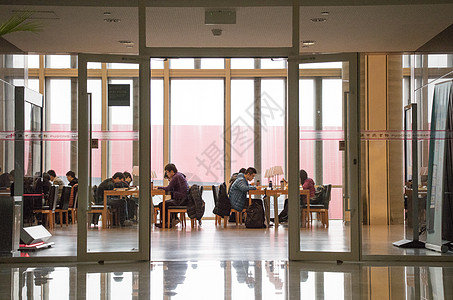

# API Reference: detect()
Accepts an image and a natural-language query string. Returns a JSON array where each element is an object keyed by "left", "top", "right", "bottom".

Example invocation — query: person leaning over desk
[
  {"left": 95, "top": 172, "right": 129, "bottom": 226},
  {"left": 154, "top": 163, "right": 189, "bottom": 228},
  {"left": 275, "top": 169, "right": 315, "bottom": 223},
  {"left": 229, "top": 167, "right": 257, "bottom": 212}
]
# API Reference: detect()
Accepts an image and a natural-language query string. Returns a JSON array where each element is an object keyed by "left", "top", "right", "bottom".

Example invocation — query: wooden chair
[
  {"left": 33, "top": 185, "right": 59, "bottom": 230},
  {"left": 153, "top": 206, "right": 160, "bottom": 224},
  {"left": 55, "top": 186, "right": 71, "bottom": 227},
  {"left": 167, "top": 206, "right": 188, "bottom": 228},
  {"left": 68, "top": 184, "right": 78, "bottom": 224}
]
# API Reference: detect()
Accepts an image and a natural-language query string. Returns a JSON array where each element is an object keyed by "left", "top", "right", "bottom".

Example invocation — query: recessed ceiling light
[
  {"left": 321, "top": 12, "right": 329, "bottom": 16},
  {"left": 302, "top": 40, "right": 315, "bottom": 46},
  {"left": 104, "top": 18, "right": 121, "bottom": 23},
  {"left": 118, "top": 40, "right": 134, "bottom": 47},
  {"left": 310, "top": 18, "right": 326, "bottom": 23}
]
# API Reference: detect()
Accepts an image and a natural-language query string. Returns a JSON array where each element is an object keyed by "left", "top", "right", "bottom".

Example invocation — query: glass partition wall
[
  {"left": 3, "top": 52, "right": 453, "bottom": 263},
  {"left": 361, "top": 54, "right": 453, "bottom": 260},
  {"left": 77, "top": 54, "right": 150, "bottom": 261},
  {"left": 291, "top": 55, "right": 359, "bottom": 261}
]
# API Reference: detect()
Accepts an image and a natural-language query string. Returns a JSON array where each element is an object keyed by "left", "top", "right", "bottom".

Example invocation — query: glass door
[
  {"left": 288, "top": 53, "right": 359, "bottom": 261},
  {"left": 77, "top": 54, "right": 150, "bottom": 261}
]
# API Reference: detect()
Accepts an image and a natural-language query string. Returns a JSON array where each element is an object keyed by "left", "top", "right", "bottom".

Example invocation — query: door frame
[
  {"left": 287, "top": 52, "right": 360, "bottom": 261},
  {"left": 77, "top": 53, "right": 151, "bottom": 262}
]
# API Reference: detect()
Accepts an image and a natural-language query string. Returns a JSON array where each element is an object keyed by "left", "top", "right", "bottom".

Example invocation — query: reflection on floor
[
  {"left": 10, "top": 220, "right": 453, "bottom": 258},
  {"left": 1, "top": 261, "right": 453, "bottom": 299}
]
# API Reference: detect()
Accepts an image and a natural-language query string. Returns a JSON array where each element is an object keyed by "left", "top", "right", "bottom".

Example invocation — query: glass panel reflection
[
  {"left": 299, "top": 61, "right": 350, "bottom": 252},
  {"left": 86, "top": 62, "right": 140, "bottom": 253},
  {"left": 3, "top": 262, "right": 453, "bottom": 300}
]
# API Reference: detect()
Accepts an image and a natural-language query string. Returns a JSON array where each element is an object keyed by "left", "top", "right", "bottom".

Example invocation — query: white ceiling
[{"left": 0, "top": 3, "right": 452, "bottom": 55}]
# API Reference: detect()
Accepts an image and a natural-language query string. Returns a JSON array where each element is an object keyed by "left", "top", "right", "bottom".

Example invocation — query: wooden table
[
  {"left": 103, "top": 190, "right": 139, "bottom": 229},
  {"left": 264, "top": 189, "right": 287, "bottom": 228},
  {"left": 249, "top": 189, "right": 311, "bottom": 228},
  {"left": 102, "top": 189, "right": 167, "bottom": 229}
]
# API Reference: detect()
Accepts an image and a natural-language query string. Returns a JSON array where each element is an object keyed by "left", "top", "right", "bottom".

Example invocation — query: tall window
[
  {"left": 47, "top": 79, "right": 71, "bottom": 178},
  {"left": 151, "top": 79, "right": 164, "bottom": 183},
  {"left": 261, "top": 79, "right": 285, "bottom": 181},
  {"left": 170, "top": 79, "right": 224, "bottom": 185},
  {"left": 322, "top": 79, "right": 343, "bottom": 219},
  {"left": 231, "top": 79, "right": 254, "bottom": 174}
]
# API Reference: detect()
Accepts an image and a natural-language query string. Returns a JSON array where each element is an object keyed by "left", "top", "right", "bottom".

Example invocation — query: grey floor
[
  {"left": 11, "top": 219, "right": 453, "bottom": 259},
  {"left": 2, "top": 260, "right": 453, "bottom": 299}
]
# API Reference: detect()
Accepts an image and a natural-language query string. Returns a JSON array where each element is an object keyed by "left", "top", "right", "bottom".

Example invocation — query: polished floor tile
[
  {"left": 2, "top": 261, "right": 453, "bottom": 299},
  {"left": 5, "top": 220, "right": 453, "bottom": 259}
]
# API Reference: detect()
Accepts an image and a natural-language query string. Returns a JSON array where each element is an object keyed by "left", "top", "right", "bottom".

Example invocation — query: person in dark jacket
[
  {"left": 0, "top": 170, "right": 14, "bottom": 190},
  {"left": 66, "top": 171, "right": 78, "bottom": 186},
  {"left": 155, "top": 163, "right": 189, "bottom": 228},
  {"left": 229, "top": 167, "right": 257, "bottom": 211},
  {"left": 95, "top": 172, "right": 128, "bottom": 225}
]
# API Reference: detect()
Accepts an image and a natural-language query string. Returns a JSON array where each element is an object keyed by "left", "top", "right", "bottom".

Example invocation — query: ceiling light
[
  {"left": 302, "top": 40, "right": 316, "bottom": 46},
  {"left": 310, "top": 18, "right": 326, "bottom": 23},
  {"left": 118, "top": 40, "right": 134, "bottom": 47},
  {"left": 104, "top": 18, "right": 121, "bottom": 23},
  {"left": 321, "top": 12, "right": 329, "bottom": 16}
]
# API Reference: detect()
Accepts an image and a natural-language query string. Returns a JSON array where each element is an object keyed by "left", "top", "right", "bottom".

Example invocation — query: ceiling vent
[{"left": 205, "top": 9, "right": 236, "bottom": 25}]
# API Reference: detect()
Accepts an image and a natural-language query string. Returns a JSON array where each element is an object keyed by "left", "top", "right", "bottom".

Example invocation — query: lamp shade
[
  {"left": 132, "top": 166, "right": 139, "bottom": 176},
  {"left": 273, "top": 165, "right": 284, "bottom": 176}
]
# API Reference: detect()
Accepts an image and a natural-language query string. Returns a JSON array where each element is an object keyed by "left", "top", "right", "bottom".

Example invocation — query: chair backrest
[
  {"left": 48, "top": 185, "right": 59, "bottom": 211},
  {"left": 60, "top": 186, "right": 72, "bottom": 210},
  {"left": 212, "top": 185, "right": 219, "bottom": 205},
  {"left": 323, "top": 184, "right": 332, "bottom": 209},
  {"left": 69, "top": 184, "right": 78, "bottom": 207},
  {"left": 73, "top": 189, "right": 78, "bottom": 208}
]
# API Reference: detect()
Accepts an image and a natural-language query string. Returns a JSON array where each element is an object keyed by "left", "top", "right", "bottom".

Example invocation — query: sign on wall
[{"left": 108, "top": 84, "right": 130, "bottom": 106}]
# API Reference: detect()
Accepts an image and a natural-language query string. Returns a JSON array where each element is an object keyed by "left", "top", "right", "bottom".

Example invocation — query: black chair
[
  {"left": 33, "top": 185, "right": 59, "bottom": 230},
  {"left": 55, "top": 186, "right": 71, "bottom": 227},
  {"left": 307, "top": 184, "right": 332, "bottom": 228}
]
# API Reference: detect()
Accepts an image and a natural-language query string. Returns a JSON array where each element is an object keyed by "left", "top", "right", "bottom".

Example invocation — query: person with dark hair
[
  {"left": 95, "top": 172, "right": 129, "bottom": 226},
  {"left": 229, "top": 167, "right": 257, "bottom": 212},
  {"left": 274, "top": 169, "right": 316, "bottom": 223},
  {"left": 155, "top": 163, "right": 189, "bottom": 228},
  {"left": 66, "top": 171, "right": 78, "bottom": 186},
  {"left": 47, "top": 169, "right": 64, "bottom": 187},
  {"left": 227, "top": 168, "right": 247, "bottom": 222},
  {"left": 0, "top": 169, "right": 14, "bottom": 190},
  {"left": 123, "top": 171, "right": 132, "bottom": 186},
  {"left": 42, "top": 173, "right": 52, "bottom": 200},
  {"left": 121, "top": 171, "right": 137, "bottom": 221}
]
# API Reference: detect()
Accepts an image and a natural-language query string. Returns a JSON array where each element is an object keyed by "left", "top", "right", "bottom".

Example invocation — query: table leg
[
  {"left": 162, "top": 200, "right": 166, "bottom": 229},
  {"left": 274, "top": 196, "right": 279, "bottom": 228},
  {"left": 264, "top": 196, "right": 270, "bottom": 228}
]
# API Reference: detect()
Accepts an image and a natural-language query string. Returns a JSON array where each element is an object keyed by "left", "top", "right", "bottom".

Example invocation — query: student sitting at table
[
  {"left": 121, "top": 171, "right": 138, "bottom": 222},
  {"left": 275, "top": 169, "right": 315, "bottom": 223},
  {"left": 229, "top": 167, "right": 257, "bottom": 212},
  {"left": 66, "top": 170, "right": 78, "bottom": 186},
  {"left": 95, "top": 172, "right": 129, "bottom": 226},
  {"left": 154, "top": 163, "right": 189, "bottom": 228}
]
